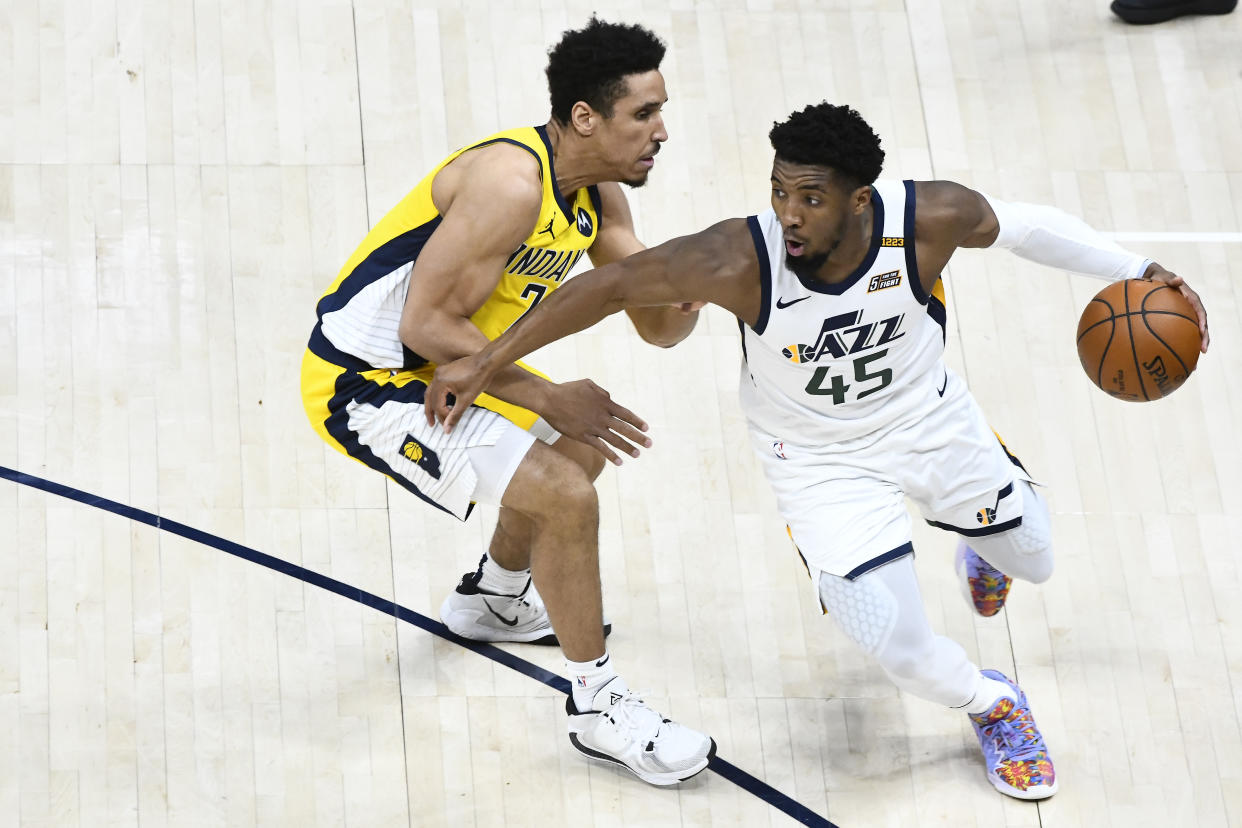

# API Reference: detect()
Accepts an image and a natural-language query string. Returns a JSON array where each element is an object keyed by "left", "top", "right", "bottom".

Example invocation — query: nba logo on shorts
[{"left": 772, "top": 441, "right": 787, "bottom": 459}]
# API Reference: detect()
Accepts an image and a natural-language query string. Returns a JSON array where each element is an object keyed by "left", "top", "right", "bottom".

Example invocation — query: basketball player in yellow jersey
[
  {"left": 300, "top": 18, "right": 715, "bottom": 786},
  {"left": 426, "top": 103, "right": 1209, "bottom": 800}
]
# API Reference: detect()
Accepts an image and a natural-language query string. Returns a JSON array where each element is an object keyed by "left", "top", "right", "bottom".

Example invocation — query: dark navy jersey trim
[
  {"left": 927, "top": 290, "right": 947, "bottom": 343},
  {"left": 927, "top": 515, "right": 1023, "bottom": 537},
  {"left": 0, "top": 464, "right": 838, "bottom": 828},
  {"left": 792, "top": 186, "right": 885, "bottom": 296},
  {"left": 587, "top": 184, "right": 602, "bottom": 235},
  {"left": 535, "top": 125, "right": 579, "bottom": 228},
  {"left": 316, "top": 217, "right": 443, "bottom": 320},
  {"left": 903, "top": 180, "right": 930, "bottom": 305},
  {"left": 466, "top": 136, "right": 542, "bottom": 171},
  {"left": 736, "top": 317, "right": 749, "bottom": 365},
  {"left": 746, "top": 215, "right": 773, "bottom": 335},
  {"left": 844, "top": 542, "right": 914, "bottom": 581},
  {"left": 307, "top": 325, "right": 377, "bottom": 372},
  {"left": 998, "top": 438, "right": 1030, "bottom": 476}
]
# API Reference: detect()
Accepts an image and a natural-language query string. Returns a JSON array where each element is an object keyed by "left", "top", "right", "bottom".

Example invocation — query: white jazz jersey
[{"left": 738, "top": 179, "right": 949, "bottom": 445}]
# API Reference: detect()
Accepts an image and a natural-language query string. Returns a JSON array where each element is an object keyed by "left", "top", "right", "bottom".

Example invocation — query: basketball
[{"left": 1076, "top": 279, "right": 1200, "bottom": 401}]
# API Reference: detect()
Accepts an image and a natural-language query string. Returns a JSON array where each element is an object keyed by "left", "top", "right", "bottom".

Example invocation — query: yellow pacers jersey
[{"left": 302, "top": 125, "right": 601, "bottom": 434}]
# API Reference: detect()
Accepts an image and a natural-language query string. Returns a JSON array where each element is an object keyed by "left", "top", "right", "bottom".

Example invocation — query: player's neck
[
  {"left": 544, "top": 120, "right": 607, "bottom": 196},
  {"left": 813, "top": 203, "right": 874, "bottom": 285}
]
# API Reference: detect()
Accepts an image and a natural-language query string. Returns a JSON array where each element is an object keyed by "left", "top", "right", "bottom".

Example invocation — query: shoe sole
[
  {"left": 568, "top": 734, "right": 717, "bottom": 786},
  {"left": 1111, "top": 0, "right": 1236, "bottom": 23},
  {"left": 988, "top": 775, "right": 1059, "bottom": 800},
  {"left": 955, "top": 551, "right": 1007, "bottom": 618}
]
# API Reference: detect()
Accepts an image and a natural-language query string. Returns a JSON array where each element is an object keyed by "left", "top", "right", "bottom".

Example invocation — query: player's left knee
[{"left": 999, "top": 515, "right": 1054, "bottom": 583}]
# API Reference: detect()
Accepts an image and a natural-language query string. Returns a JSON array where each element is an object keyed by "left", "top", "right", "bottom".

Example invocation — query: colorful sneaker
[
  {"left": 955, "top": 540, "right": 1013, "bottom": 617},
  {"left": 969, "top": 670, "right": 1058, "bottom": 800},
  {"left": 567, "top": 676, "right": 716, "bottom": 786}
]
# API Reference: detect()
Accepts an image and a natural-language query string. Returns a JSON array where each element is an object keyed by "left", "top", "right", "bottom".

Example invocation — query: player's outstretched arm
[
  {"left": 425, "top": 218, "right": 759, "bottom": 459},
  {"left": 589, "top": 182, "right": 705, "bottom": 348},
  {"left": 917, "top": 180, "right": 1208, "bottom": 351}
]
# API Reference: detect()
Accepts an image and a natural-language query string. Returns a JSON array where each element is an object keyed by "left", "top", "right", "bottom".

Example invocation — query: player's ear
[
  {"left": 851, "top": 184, "right": 872, "bottom": 215},
  {"left": 570, "top": 102, "right": 596, "bottom": 137}
]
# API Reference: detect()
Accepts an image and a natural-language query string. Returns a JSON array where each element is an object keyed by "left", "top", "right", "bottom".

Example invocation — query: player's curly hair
[
  {"left": 546, "top": 17, "right": 666, "bottom": 124},
  {"left": 769, "top": 103, "right": 885, "bottom": 188}
]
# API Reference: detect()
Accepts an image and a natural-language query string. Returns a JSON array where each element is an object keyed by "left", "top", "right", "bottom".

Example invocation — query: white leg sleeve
[
  {"left": 965, "top": 480, "right": 1054, "bottom": 584},
  {"left": 818, "top": 556, "right": 980, "bottom": 708}
]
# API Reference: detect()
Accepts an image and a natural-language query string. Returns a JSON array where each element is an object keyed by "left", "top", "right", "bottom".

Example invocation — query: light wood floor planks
[{"left": 3, "top": 0, "right": 1241, "bottom": 825}]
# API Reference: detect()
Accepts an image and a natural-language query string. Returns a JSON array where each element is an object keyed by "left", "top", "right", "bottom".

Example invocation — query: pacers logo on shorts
[
  {"left": 976, "top": 507, "right": 997, "bottom": 526},
  {"left": 400, "top": 434, "right": 442, "bottom": 480}
]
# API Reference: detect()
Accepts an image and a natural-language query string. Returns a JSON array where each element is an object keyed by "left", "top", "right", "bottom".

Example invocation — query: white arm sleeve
[{"left": 985, "top": 195, "right": 1151, "bottom": 282}]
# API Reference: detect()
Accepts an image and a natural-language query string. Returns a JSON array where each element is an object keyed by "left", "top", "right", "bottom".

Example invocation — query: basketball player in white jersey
[{"left": 423, "top": 102, "right": 1209, "bottom": 800}]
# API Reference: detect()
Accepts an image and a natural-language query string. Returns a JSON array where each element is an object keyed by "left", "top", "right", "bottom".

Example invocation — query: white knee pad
[{"left": 817, "top": 570, "right": 899, "bottom": 656}]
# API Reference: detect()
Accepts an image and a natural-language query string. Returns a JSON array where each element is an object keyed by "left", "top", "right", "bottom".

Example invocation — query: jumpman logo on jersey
[{"left": 537, "top": 217, "right": 555, "bottom": 238}]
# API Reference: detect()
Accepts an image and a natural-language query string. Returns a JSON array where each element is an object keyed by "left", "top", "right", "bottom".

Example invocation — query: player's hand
[
  {"left": 425, "top": 354, "right": 492, "bottom": 432},
  {"left": 1143, "top": 263, "right": 1209, "bottom": 352},
  {"left": 540, "top": 380, "right": 652, "bottom": 466}
]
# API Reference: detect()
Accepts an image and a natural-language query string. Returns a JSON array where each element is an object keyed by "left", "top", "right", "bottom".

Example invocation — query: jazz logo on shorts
[
  {"left": 867, "top": 270, "right": 902, "bottom": 292},
  {"left": 400, "top": 434, "right": 443, "bottom": 479},
  {"left": 976, "top": 506, "right": 998, "bottom": 525}
]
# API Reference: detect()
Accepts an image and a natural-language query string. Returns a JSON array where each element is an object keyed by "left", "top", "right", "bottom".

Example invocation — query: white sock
[
  {"left": 566, "top": 653, "right": 618, "bottom": 712},
  {"left": 476, "top": 552, "right": 530, "bottom": 596},
  {"left": 964, "top": 676, "right": 1016, "bottom": 716}
]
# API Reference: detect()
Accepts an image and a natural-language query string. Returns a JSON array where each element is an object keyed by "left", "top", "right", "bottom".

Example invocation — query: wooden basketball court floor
[{"left": 3, "top": 0, "right": 1242, "bottom": 825}]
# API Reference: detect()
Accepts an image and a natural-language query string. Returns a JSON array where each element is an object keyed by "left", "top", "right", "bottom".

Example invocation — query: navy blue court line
[{"left": 1, "top": 465, "right": 837, "bottom": 828}]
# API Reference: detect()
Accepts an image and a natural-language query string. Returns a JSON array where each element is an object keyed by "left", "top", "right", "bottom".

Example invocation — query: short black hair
[
  {"left": 769, "top": 103, "right": 885, "bottom": 189},
  {"left": 546, "top": 17, "right": 666, "bottom": 124}
]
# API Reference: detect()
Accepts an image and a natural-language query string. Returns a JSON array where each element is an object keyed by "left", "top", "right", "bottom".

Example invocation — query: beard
[
  {"left": 622, "top": 175, "right": 649, "bottom": 189},
  {"left": 784, "top": 249, "right": 829, "bottom": 280}
]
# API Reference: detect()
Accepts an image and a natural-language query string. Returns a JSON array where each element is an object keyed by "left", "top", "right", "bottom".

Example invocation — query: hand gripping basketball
[{"left": 1076, "top": 272, "right": 1206, "bottom": 401}]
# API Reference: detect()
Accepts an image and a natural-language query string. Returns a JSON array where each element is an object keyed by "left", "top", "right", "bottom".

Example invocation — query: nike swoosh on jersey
[
  {"left": 775, "top": 296, "right": 810, "bottom": 309},
  {"left": 482, "top": 598, "right": 519, "bottom": 626}
]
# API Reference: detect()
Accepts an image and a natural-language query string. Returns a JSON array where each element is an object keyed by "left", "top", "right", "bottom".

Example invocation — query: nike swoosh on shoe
[{"left": 482, "top": 598, "right": 519, "bottom": 626}]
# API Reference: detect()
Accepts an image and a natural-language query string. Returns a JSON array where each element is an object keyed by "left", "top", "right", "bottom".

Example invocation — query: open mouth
[{"left": 785, "top": 239, "right": 805, "bottom": 256}]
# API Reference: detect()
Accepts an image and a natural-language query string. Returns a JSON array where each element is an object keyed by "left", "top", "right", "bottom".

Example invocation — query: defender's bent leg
[
  {"left": 442, "top": 434, "right": 609, "bottom": 645},
  {"left": 487, "top": 435, "right": 606, "bottom": 572},
  {"left": 497, "top": 439, "right": 604, "bottom": 662},
  {"left": 500, "top": 439, "right": 714, "bottom": 786}
]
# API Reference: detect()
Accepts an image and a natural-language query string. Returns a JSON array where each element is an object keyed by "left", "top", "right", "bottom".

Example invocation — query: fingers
[
  {"left": 1176, "top": 284, "right": 1209, "bottom": 352},
  {"left": 606, "top": 400, "right": 650, "bottom": 438},
  {"left": 587, "top": 420, "right": 654, "bottom": 464},
  {"left": 424, "top": 383, "right": 444, "bottom": 427},
  {"left": 588, "top": 437, "right": 624, "bottom": 467}
]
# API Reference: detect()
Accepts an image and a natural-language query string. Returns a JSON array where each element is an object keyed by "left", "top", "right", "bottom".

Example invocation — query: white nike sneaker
[
  {"left": 440, "top": 571, "right": 558, "bottom": 644},
  {"left": 567, "top": 676, "right": 716, "bottom": 786},
  {"left": 439, "top": 570, "right": 613, "bottom": 646}
]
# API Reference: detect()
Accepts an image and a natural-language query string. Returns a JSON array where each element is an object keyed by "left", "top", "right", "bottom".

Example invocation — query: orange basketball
[{"left": 1076, "top": 279, "right": 1200, "bottom": 401}]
